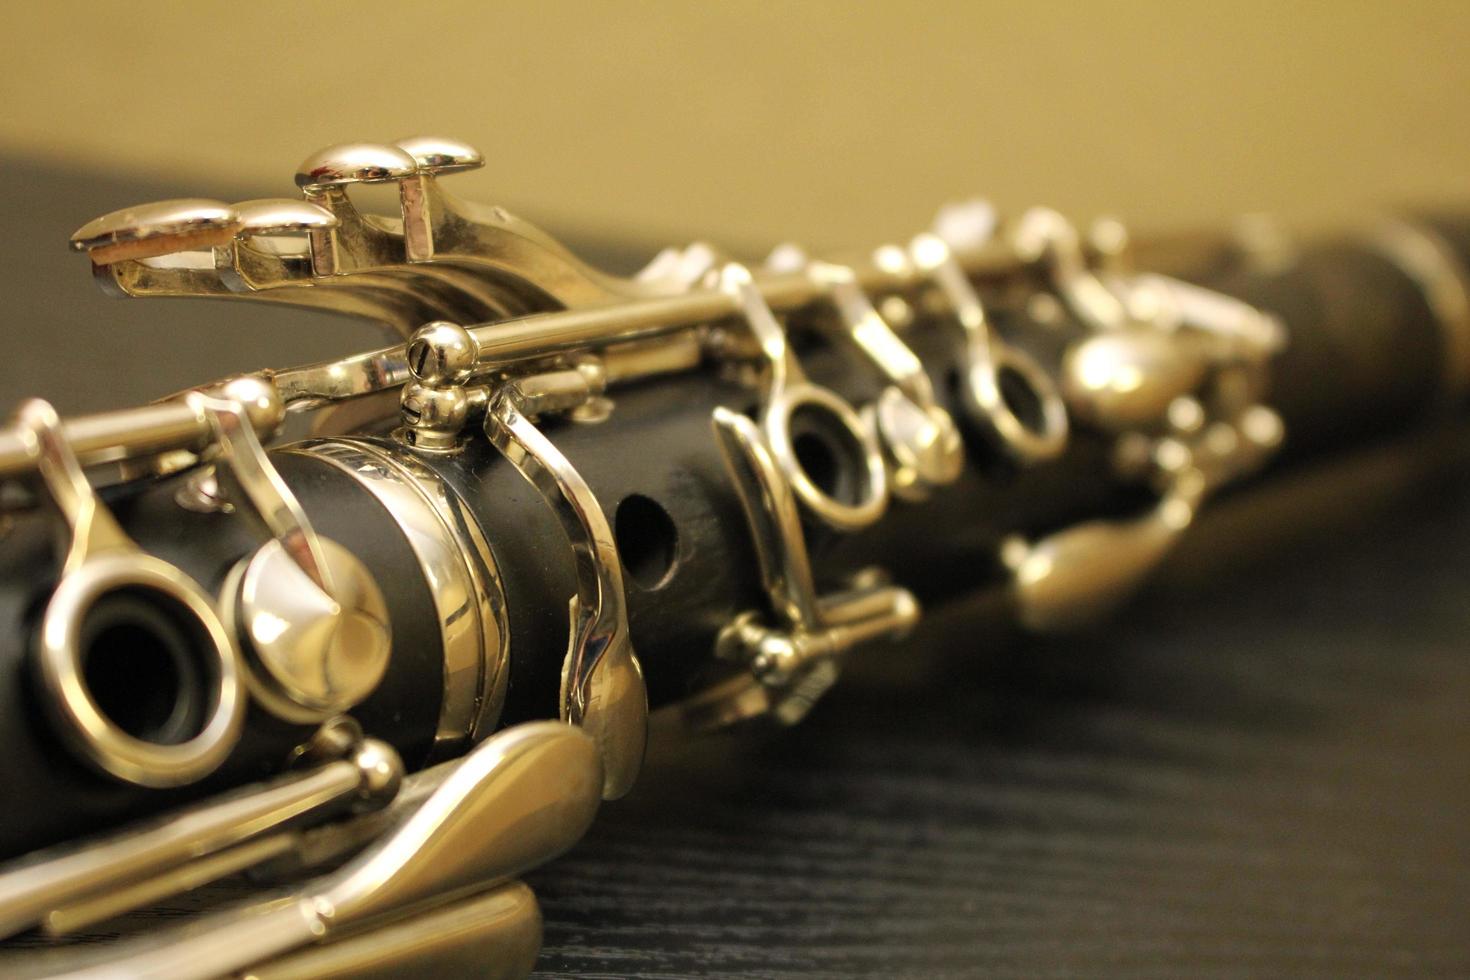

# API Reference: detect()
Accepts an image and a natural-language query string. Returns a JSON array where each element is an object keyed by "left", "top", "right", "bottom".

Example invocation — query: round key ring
[
  {"left": 719, "top": 264, "right": 889, "bottom": 531},
  {"left": 17, "top": 400, "right": 245, "bottom": 788},
  {"left": 909, "top": 230, "right": 1069, "bottom": 465},
  {"left": 792, "top": 255, "right": 965, "bottom": 498}
]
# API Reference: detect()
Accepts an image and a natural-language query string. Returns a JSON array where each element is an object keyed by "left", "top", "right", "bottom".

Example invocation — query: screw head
[
  {"left": 407, "top": 321, "right": 478, "bottom": 386},
  {"left": 401, "top": 382, "right": 470, "bottom": 437}
]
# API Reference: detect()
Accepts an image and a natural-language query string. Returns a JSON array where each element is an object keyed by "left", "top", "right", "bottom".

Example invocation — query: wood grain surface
[{"left": 529, "top": 462, "right": 1470, "bottom": 977}]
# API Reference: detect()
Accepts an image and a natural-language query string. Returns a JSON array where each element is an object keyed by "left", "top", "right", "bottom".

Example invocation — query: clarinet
[{"left": 0, "top": 136, "right": 1463, "bottom": 978}]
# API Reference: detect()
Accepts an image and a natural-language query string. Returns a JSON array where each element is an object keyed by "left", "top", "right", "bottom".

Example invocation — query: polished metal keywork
[
  {"left": 27, "top": 147, "right": 1038, "bottom": 481},
  {"left": 1004, "top": 212, "right": 1286, "bottom": 630},
  {"left": 62, "top": 721, "right": 602, "bottom": 980},
  {"left": 1002, "top": 402, "right": 1283, "bottom": 631},
  {"left": 297, "top": 138, "right": 667, "bottom": 314},
  {"left": 909, "top": 203, "right": 1071, "bottom": 465},
  {"left": 686, "top": 407, "right": 919, "bottom": 728},
  {"left": 75, "top": 197, "right": 455, "bottom": 337},
  {"left": 768, "top": 245, "right": 965, "bottom": 499},
  {"left": 720, "top": 262, "right": 890, "bottom": 531},
  {"left": 1060, "top": 327, "right": 1210, "bottom": 432},
  {"left": 484, "top": 373, "right": 649, "bottom": 800},
  {"left": 293, "top": 141, "right": 521, "bottom": 323},
  {"left": 13, "top": 399, "right": 246, "bottom": 788},
  {"left": 0, "top": 141, "right": 1318, "bottom": 978},
  {"left": 70, "top": 136, "right": 706, "bottom": 340},
  {"left": 70, "top": 198, "right": 243, "bottom": 264},
  {"left": 385, "top": 316, "right": 647, "bottom": 796},
  {"left": 1012, "top": 205, "right": 1134, "bottom": 332},
  {"left": 296, "top": 439, "right": 511, "bottom": 757},
  {"left": 189, "top": 382, "right": 393, "bottom": 725},
  {"left": 0, "top": 718, "right": 402, "bottom": 940}
]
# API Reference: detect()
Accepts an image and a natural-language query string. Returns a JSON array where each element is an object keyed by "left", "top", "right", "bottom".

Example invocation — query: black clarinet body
[{"left": 0, "top": 210, "right": 1463, "bottom": 862}]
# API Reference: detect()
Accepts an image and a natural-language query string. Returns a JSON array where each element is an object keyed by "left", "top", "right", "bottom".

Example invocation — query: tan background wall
[{"left": 1, "top": 1, "right": 1466, "bottom": 250}]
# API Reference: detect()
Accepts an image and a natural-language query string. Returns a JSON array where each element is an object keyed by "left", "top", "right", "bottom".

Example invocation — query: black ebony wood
[{"left": 531, "top": 451, "right": 1470, "bottom": 977}]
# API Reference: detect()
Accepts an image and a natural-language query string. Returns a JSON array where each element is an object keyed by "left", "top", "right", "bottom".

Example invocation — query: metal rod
[
  {"left": 0, "top": 757, "right": 362, "bottom": 939},
  {"left": 43, "top": 833, "right": 299, "bottom": 936},
  {"left": 0, "top": 239, "right": 1020, "bottom": 480},
  {"left": 0, "top": 401, "right": 209, "bottom": 480},
  {"left": 470, "top": 291, "right": 734, "bottom": 365},
  {"left": 465, "top": 240, "right": 1017, "bottom": 369}
]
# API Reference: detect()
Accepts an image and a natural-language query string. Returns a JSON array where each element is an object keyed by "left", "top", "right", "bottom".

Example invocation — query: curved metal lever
[
  {"left": 1005, "top": 403, "right": 1283, "bottom": 631},
  {"left": 721, "top": 263, "right": 890, "bottom": 531},
  {"left": 0, "top": 722, "right": 402, "bottom": 940},
  {"left": 714, "top": 406, "right": 823, "bottom": 631},
  {"left": 484, "top": 387, "right": 648, "bottom": 799},
  {"left": 64, "top": 721, "right": 602, "bottom": 980},
  {"left": 767, "top": 247, "right": 964, "bottom": 498},
  {"left": 73, "top": 198, "right": 458, "bottom": 336},
  {"left": 910, "top": 226, "right": 1070, "bottom": 464},
  {"left": 18, "top": 400, "right": 135, "bottom": 571},
  {"left": 13, "top": 400, "right": 246, "bottom": 788},
  {"left": 1003, "top": 482, "right": 1199, "bottom": 632},
  {"left": 188, "top": 382, "right": 392, "bottom": 725},
  {"left": 1012, "top": 206, "right": 1131, "bottom": 331},
  {"left": 298, "top": 138, "right": 681, "bottom": 317},
  {"left": 191, "top": 387, "right": 333, "bottom": 592},
  {"left": 696, "top": 408, "right": 918, "bottom": 728},
  {"left": 294, "top": 142, "right": 514, "bottom": 320}
]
